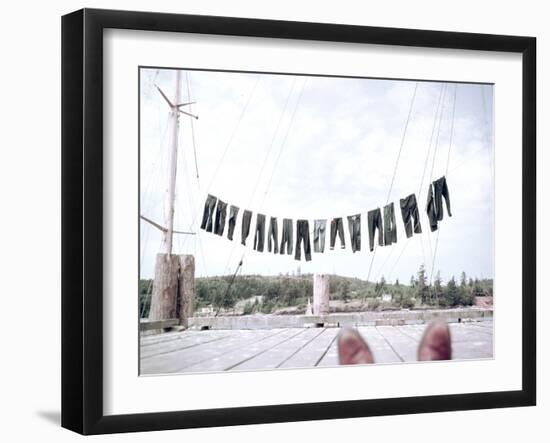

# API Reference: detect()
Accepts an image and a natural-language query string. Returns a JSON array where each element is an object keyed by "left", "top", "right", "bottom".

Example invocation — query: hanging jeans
[
  {"left": 400, "top": 193, "right": 422, "bottom": 238},
  {"left": 214, "top": 199, "right": 227, "bottom": 236},
  {"left": 367, "top": 208, "right": 383, "bottom": 251},
  {"left": 200, "top": 194, "right": 217, "bottom": 232},
  {"left": 347, "top": 214, "right": 361, "bottom": 253},
  {"left": 295, "top": 219, "right": 312, "bottom": 261},
  {"left": 227, "top": 205, "right": 239, "bottom": 240},
  {"left": 330, "top": 217, "right": 346, "bottom": 249},
  {"left": 268, "top": 217, "right": 279, "bottom": 254},
  {"left": 427, "top": 176, "right": 452, "bottom": 231},
  {"left": 241, "top": 209, "right": 252, "bottom": 245},
  {"left": 313, "top": 219, "right": 327, "bottom": 253},
  {"left": 383, "top": 203, "right": 397, "bottom": 246},
  {"left": 253, "top": 213, "right": 266, "bottom": 252},
  {"left": 280, "top": 218, "right": 293, "bottom": 255}
]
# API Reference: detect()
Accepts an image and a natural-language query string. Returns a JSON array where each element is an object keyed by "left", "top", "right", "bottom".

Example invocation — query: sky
[{"left": 139, "top": 68, "right": 494, "bottom": 285}]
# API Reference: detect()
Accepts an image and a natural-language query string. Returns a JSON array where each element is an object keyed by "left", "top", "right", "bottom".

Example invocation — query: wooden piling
[
  {"left": 178, "top": 254, "right": 195, "bottom": 328},
  {"left": 313, "top": 274, "right": 330, "bottom": 316},
  {"left": 148, "top": 253, "right": 180, "bottom": 322}
]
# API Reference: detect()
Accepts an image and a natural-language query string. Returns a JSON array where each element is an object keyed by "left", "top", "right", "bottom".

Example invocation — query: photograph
[
  {"left": 138, "top": 67, "right": 495, "bottom": 376},
  {"left": 0, "top": 1, "right": 543, "bottom": 440}
]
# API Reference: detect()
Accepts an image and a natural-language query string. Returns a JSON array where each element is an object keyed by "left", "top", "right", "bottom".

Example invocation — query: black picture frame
[{"left": 61, "top": 8, "right": 536, "bottom": 435}]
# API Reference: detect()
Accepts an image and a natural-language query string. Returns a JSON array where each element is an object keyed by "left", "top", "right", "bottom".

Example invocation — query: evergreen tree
[
  {"left": 460, "top": 271, "right": 467, "bottom": 287},
  {"left": 416, "top": 264, "right": 429, "bottom": 304},
  {"left": 444, "top": 276, "right": 458, "bottom": 306},
  {"left": 433, "top": 271, "right": 444, "bottom": 306},
  {"left": 341, "top": 280, "right": 350, "bottom": 303}
]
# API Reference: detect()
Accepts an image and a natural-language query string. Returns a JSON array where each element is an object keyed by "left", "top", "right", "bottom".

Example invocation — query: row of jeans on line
[{"left": 200, "top": 176, "right": 451, "bottom": 261}]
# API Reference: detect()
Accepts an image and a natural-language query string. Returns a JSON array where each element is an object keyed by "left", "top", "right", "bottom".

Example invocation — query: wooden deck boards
[{"left": 140, "top": 321, "right": 494, "bottom": 375}]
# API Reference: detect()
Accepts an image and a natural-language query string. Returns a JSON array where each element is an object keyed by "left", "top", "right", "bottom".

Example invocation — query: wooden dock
[{"left": 140, "top": 320, "right": 493, "bottom": 375}]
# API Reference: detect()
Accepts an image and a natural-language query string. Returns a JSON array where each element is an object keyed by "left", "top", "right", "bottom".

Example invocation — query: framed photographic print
[{"left": 61, "top": 8, "right": 536, "bottom": 435}]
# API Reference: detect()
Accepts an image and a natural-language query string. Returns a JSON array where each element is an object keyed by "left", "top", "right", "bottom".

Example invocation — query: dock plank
[
  {"left": 316, "top": 334, "right": 340, "bottom": 367},
  {"left": 357, "top": 326, "right": 403, "bottom": 363},
  {"left": 140, "top": 329, "right": 280, "bottom": 374},
  {"left": 279, "top": 328, "right": 340, "bottom": 369},
  {"left": 375, "top": 326, "right": 418, "bottom": 362},
  {"left": 231, "top": 328, "right": 324, "bottom": 371},
  {"left": 141, "top": 330, "right": 230, "bottom": 358},
  {"left": 183, "top": 328, "right": 303, "bottom": 373}
]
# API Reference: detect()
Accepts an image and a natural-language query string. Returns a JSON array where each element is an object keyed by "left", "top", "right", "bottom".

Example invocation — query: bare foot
[
  {"left": 337, "top": 328, "right": 375, "bottom": 365},
  {"left": 417, "top": 321, "right": 452, "bottom": 361}
]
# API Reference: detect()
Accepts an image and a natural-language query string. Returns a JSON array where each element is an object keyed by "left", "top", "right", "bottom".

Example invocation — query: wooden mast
[
  {"left": 162, "top": 70, "right": 181, "bottom": 255},
  {"left": 148, "top": 71, "right": 197, "bottom": 327}
]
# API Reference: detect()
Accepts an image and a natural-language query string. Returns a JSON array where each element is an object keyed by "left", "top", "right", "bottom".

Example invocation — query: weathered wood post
[
  {"left": 149, "top": 253, "right": 180, "bottom": 321},
  {"left": 178, "top": 254, "right": 195, "bottom": 328},
  {"left": 313, "top": 274, "right": 330, "bottom": 316}
]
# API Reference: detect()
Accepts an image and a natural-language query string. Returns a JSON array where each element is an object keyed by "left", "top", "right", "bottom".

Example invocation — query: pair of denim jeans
[
  {"left": 295, "top": 219, "right": 312, "bottom": 261},
  {"left": 313, "top": 219, "right": 327, "bottom": 253},
  {"left": 367, "top": 208, "right": 383, "bottom": 251},
  {"left": 426, "top": 176, "right": 452, "bottom": 231},
  {"left": 253, "top": 213, "right": 266, "bottom": 252},
  {"left": 214, "top": 199, "right": 227, "bottom": 236},
  {"left": 200, "top": 194, "right": 217, "bottom": 232},
  {"left": 330, "top": 217, "right": 346, "bottom": 249},
  {"left": 383, "top": 202, "right": 397, "bottom": 246},
  {"left": 268, "top": 217, "right": 279, "bottom": 253},
  {"left": 241, "top": 209, "right": 253, "bottom": 245},
  {"left": 400, "top": 193, "right": 422, "bottom": 238},
  {"left": 227, "top": 205, "right": 239, "bottom": 240},
  {"left": 347, "top": 214, "right": 361, "bottom": 253},
  {"left": 280, "top": 218, "right": 293, "bottom": 255}
]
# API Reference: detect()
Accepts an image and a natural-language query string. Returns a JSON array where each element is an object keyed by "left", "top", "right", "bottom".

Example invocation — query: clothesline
[{"left": 199, "top": 175, "right": 452, "bottom": 262}]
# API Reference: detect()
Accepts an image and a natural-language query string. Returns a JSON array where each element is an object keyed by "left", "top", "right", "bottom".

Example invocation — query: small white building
[
  {"left": 381, "top": 293, "right": 393, "bottom": 302},
  {"left": 198, "top": 305, "right": 215, "bottom": 316}
]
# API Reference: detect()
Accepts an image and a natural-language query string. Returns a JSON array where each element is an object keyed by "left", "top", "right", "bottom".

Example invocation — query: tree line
[{"left": 139, "top": 265, "right": 492, "bottom": 318}]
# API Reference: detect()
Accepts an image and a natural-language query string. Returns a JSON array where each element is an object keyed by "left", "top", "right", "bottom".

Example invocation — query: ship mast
[
  {"left": 146, "top": 70, "right": 198, "bottom": 326},
  {"left": 162, "top": 70, "right": 181, "bottom": 255},
  {"left": 151, "top": 71, "right": 199, "bottom": 253}
]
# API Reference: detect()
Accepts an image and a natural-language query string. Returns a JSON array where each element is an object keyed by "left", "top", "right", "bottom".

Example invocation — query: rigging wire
[
  {"left": 140, "top": 71, "right": 167, "bottom": 317},
  {"left": 385, "top": 82, "right": 419, "bottom": 205},
  {"left": 429, "top": 84, "right": 458, "bottom": 286},
  {"left": 480, "top": 85, "right": 495, "bottom": 188},
  {"left": 424, "top": 84, "right": 448, "bottom": 267},
  {"left": 261, "top": 78, "right": 308, "bottom": 205},
  {"left": 239, "top": 78, "right": 307, "bottom": 276},
  {"left": 183, "top": 138, "right": 207, "bottom": 274},
  {"left": 181, "top": 72, "right": 209, "bottom": 275},
  {"left": 186, "top": 72, "right": 201, "bottom": 183},
  {"left": 177, "top": 74, "right": 211, "bottom": 276},
  {"left": 205, "top": 76, "right": 261, "bottom": 194},
  {"left": 180, "top": 74, "right": 262, "bottom": 251},
  {"left": 141, "top": 101, "right": 171, "bottom": 217},
  {"left": 140, "top": 78, "right": 172, "bottom": 273},
  {"left": 376, "top": 83, "right": 445, "bottom": 284},
  {"left": 245, "top": 78, "right": 298, "bottom": 210},
  {"left": 365, "top": 81, "right": 418, "bottom": 286},
  {"left": 224, "top": 78, "right": 301, "bottom": 276},
  {"left": 216, "top": 78, "right": 300, "bottom": 308},
  {"left": 417, "top": 84, "right": 446, "bottom": 270}
]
